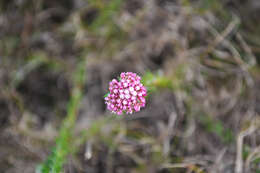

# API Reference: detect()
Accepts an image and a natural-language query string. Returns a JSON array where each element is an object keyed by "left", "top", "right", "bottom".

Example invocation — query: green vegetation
[
  {"left": 1, "top": 0, "right": 260, "bottom": 173},
  {"left": 37, "top": 0, "right": 124, "bottom": 171},
  {"left": 199, "top": 113, "right": 234, "bottom": 143},
  {"left": 37, "top": 59, "right": 86, "bottom": 173}
]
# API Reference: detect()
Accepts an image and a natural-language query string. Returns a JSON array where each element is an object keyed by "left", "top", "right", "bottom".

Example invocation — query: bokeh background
[{"left": 1, "top": 0, "right": 260, "bottom": 172}]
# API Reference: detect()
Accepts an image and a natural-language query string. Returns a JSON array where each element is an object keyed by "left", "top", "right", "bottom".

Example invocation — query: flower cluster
[{"left": 105, "top": 72, "right": 147, "bottom": 115}]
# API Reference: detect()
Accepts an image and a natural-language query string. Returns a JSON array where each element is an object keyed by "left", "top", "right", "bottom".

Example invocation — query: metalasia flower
[{"left": 105, "top": 72, "right": 147, "bottom": 115}]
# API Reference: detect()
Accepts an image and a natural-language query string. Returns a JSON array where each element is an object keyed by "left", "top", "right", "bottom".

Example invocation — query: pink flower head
[{"left": 105, "top": 72, "right": 147, "bottom": 115}]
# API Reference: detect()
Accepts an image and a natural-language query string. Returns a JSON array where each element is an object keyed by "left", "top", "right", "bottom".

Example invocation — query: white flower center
[
  {"left": 129, "top": 87, "right": 134, "bottom": 92},
  {"left": 132, "top": 91, "right": 137, "bottom": 96},
  {"left": 124, "top": 89, "right": 129, "bottom": 94},
  {"left": 123, "top": 100, "right": 128, "bottom": 105},
  {"left": 120, "top": 94, "right": 125, "bottom": 99}
]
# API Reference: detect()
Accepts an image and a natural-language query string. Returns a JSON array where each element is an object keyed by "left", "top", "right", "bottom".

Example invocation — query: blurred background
[{"left": 1, "top": 0, "right": 260, "bottom": 172}]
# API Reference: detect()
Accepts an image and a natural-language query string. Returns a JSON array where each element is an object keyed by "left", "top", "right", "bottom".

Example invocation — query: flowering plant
[{"left": 104, "top": 72, "right": 147, "bottom": 115}]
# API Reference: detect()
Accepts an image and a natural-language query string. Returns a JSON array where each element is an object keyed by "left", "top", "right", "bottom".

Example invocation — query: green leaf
[{"left": 104, "top": 93, "right": 110, "bottom": 98}]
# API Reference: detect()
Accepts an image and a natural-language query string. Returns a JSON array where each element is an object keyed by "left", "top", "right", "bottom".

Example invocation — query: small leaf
[{"left": 104, "top": 93, "right": 110, "bottom": 98}]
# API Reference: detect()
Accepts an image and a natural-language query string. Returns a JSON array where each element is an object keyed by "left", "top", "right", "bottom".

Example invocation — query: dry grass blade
[{"left": 235, "top": 119, "right": 258, "bottom": 173}]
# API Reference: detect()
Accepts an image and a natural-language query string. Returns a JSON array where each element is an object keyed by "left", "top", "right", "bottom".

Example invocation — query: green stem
[{"left": 37, "top": 59, "right": 86, "bottom": 173}]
